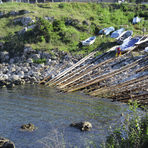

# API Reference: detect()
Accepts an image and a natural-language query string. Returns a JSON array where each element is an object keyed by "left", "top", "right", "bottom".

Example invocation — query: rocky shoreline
[{"left": 0, "top": 46, "right": 82, "bottom": 88}]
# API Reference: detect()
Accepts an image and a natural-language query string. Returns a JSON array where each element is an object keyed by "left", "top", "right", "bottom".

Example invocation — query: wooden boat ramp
[{"left": 40, "top": 44, "right": 148, "bottom": 105}]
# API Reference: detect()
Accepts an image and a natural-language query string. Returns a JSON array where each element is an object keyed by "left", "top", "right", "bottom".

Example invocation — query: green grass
[{"left": 0, "top": 2, "right": 148, "bottom": 55}]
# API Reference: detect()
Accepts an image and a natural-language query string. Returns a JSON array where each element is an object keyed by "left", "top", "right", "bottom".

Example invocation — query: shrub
[
  {"left": 4, "top": 33, "right": 24, "bottom": 57},
  {"left": 58, "top": 3, "right": 65, "bottom": 9},
  {"left": 33, "top": 58, "right": 46, "bottom": 64},
  {"left": 60, "top": 27, "right": 79, "bottom": 44},
  {"left": 53, "top": 20, "right": 65, "bottom": 32},
  {"left": 104, "top": 101, "right": 148, "bottom": 148}
]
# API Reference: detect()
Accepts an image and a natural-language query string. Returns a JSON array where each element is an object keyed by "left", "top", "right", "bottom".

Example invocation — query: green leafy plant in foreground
[{"left": 103, "top": 100, "right": 148, "bottom": 148}]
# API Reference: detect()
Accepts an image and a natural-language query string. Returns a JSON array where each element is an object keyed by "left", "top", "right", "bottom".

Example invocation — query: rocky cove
[
  {"left": 0, "top": 46, "right": 82, "bottom": 88},
  {"left": 0, "top": 3, "right": 148, "bottom": 147}
]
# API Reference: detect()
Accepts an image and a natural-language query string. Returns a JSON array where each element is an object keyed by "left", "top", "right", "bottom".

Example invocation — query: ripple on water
[{"left": 0, "top": 85, "right": 137, "bottom": 148}]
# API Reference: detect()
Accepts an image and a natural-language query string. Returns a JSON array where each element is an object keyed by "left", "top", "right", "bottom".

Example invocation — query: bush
[
  {"left": 33, "top": 58, "right": 46, "bottom": 64},
  {"left": 60, "top": 27, "right": 79, "bottom": 44},
  {"left": 4, "top": 33, "right": 24, "bottom": 57},
  {"left": 58, "top": 3, "right": 65, "bottom": 9},
  {"left": 53, "top": 20, "right": 65, "bottom": 32},
  {"left": 104, "top": 101, "right": 148, "bottom": 148}
]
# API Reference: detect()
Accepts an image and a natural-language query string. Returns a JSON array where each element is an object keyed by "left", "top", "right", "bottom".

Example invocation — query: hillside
[{"left": 0, "top": 2, "right": 148, "bottom": 56}]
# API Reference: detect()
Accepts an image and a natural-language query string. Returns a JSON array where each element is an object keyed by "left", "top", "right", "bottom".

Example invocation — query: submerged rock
[
  {"left": 13, "top": 17, "right": 34, "bottom": 26},
  {"left": 70, "top": 121, "right": 92, "bottom": 131},
  {"left": 0, "top": 137, "right": 15, "bottom": 148},
  {"left": 20, "top": 123, "right": 36, "bottom": 132}
]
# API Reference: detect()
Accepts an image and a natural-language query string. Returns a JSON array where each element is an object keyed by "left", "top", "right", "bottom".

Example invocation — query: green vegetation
[
  {"left": 0, "top": 2, "right": 148, "bottom": 56},
  {"left": 33, "top": 58, "right": 46, "bottom": 64},
  {"left": 103, "top": 101, "right": 148, "bottom": 148}
]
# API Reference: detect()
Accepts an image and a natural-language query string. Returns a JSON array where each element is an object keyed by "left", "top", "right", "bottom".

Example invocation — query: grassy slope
[{"left": 0, "top": 2, "right": 148, "bottom": 55}]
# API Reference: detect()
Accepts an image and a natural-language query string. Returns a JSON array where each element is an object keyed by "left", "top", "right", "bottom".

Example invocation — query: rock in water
[
  {"left": 70, "top": 121, "right": 92, "bottom": 131},
  {"left": 20, "top": 123, "right": 36, "bottom": 132},
  {"left": 0, "top": 137, "right": 15, "bottom": 148}
]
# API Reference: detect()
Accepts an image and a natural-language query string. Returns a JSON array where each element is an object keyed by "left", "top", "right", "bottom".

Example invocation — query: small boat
[
  {"left": 99, "top": 27, "right": 115, "bottom": 35},
  {"left": 133, "top": 16, "right": 141, "bottom": 24},
  {"left": 99, "top": 28, "right": 107, "bottom": 35},
  {"left": 110, "top": 28, "right": 125, "bottom": 39},
  {"left": 117, "top": 30, "right": 133, "bottom": 44},
  {"left": 104, "top": 27, "right": 115, "bottom": 35},
  {"left": 81, "top": 36, "right": 96, "bottom": 46},
  {"left": 120, "top": 37, "right": 140, "bottom": 52}
]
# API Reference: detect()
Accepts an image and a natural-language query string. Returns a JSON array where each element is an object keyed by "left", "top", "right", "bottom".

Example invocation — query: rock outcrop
[
  {"left": 0, "top": 137, "right": 15, "bottom": 148},
  {"left": 0, "top": 46, "right": 80, "bottom": 88},
  {"left": 70, "top": 121, "right": 92, "bottom": 131},
  {"left": 20, "top": 123, "right": 36, "bottom": 132}
]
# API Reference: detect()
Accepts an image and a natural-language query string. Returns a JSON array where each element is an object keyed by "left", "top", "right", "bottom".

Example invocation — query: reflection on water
[{"left": 0, "top": 85, "right": 131, "bottom": 148}]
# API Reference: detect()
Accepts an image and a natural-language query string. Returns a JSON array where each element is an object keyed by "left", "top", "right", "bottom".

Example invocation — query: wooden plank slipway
[
  {"left": 135, "top": 35, "right": 148, "bottom": 45},
  {"left": 58, "top": 58, "right": 115, "bottom": 89},
  {"left": 89, "top": 75, "right": 148, "bottom": 96},
  {"left": 52, "top": 49, "right": 109, "bottom": 86},
  {"left": 41, "top": 51, "right": 96, "bottom": 86},
  {"left": 60, "top": 46, "right": 139, "bottom": 90},
  {"left": 66, "top": 56, "right": 147, "bottom": 92},
  {"left": 87, "top": 60, "right": 148, "bottom": 94}
]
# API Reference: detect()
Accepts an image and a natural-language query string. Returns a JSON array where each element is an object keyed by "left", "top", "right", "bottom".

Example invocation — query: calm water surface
[{"left": 0, "top": 85, "right": 133, "bottom": 148}]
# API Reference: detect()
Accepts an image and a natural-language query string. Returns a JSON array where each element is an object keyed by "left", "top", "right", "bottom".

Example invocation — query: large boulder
[
  {"left": 31, "top": 54, "right": 41, "bottom": 60},
  {"left": 44, "top": 16, "right": 54, "bottom": 22},
  {"left": 23, "top": 46, "right": 34, "bottom": 55},
  {"left": 0, "top": 137, "right": 15, "bottom": 148},
  {"left": 18, "top": 71, "right": 24, "bottom": 78},
  {"left": 27, "top": 24, "right": 36, "bottom": 30},
  {"left": 27, "top": 58, "right": 33, "bottom": 64},
  {"left": 20, "top": 123, "right": 36, "bottom": 132},
  {"left": 21, "top": 17, "right": 34, "bottom": 26},
  {"left": 9, "top": 11, "right": 18, "bottom": 16},
  {"left": 13, "top": 17, "right": 34, "bottom": 26},
  {"left": 11, "top": 75, "right": 20, "bottom": 81},
  {"left": 70, "top": 121, "right": 92, "bottom": 131},
  {"left": 9, "top": 58, "right": 15, "bottom": 64},
  {"left": 18, "top": 27, "right": 27, "bottom": 35},
  {"left": 0, "top": 51, "right": 9, "bottom": 62}
]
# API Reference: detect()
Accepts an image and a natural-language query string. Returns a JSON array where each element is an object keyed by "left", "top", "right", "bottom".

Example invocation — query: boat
[
  {"left": 99, "top": 28, "right": 107, "bottom": 35},
  {"left": 110, "top": 28, "right": 125, "bottom": 39},
  {"left": 104, "top": 27, "right": 115, "bottom": 35},
  {"left": 81, "top": 36, "right": 96, "bottom": 46},
  {"left": 99, "top": 27, "right": 115, "bottom": 35},
  {"left": 120, "top": 37, "right": 141, "bottom": 52},
  {"left": 133, "top": 16, "right": 141, "bottom": 24},
  {"left": 117, "top": 30, "right": 133, "bottom": 44}
]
